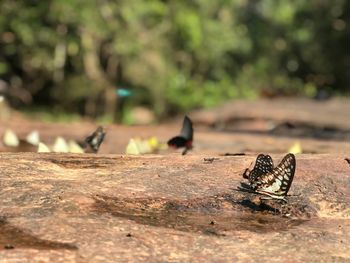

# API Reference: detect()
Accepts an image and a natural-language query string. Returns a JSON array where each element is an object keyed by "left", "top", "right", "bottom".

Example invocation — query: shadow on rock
[
  {"left": 0, "top": 217, "right": 77, "bottom": 251},
  {"left": 92, "top": 194, "right": 309, "bottom": 235}
]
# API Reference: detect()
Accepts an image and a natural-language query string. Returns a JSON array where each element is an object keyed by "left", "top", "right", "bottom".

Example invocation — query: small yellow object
[
  {"left": 38, "top": 142, "right": 51, "bottom": 153},
  {"left": 147, "top": 136, "right": 168, "bottom": 151},
  {"left": 126, "top": 136, "right": 162, "bottom": 155},
  {"left": 147, "top": 136, "right": 159, "bottom": 151},
  {"left": 288, "top": 141, "right": 302, "bottom": 154},
  {"left": 68, "top": 140, "right": 84, "bottom": 153},
  {"left": 3, "top": 129, "right": 19, "bottom": 147},
  {"left": 53, "top": 136, "right": 69, "bottom": 153}
]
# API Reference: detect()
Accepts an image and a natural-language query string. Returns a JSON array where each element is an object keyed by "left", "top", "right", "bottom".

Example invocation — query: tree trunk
[{"left": 81, "top": 29, "right": 117, "bottom": 120}]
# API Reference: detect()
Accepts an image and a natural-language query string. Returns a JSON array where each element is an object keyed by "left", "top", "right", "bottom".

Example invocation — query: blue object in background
[{"left": 116, "top": 88, "right": 132, "bottom": 98}]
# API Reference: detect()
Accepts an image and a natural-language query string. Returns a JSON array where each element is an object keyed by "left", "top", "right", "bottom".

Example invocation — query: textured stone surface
[{"left": 0, "top": 153, "right": 349, "bottom": 262}]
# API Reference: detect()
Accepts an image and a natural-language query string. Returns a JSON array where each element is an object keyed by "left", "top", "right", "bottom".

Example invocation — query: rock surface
[
  {"left": 192, "top": 98, "right": 350, "bottom": 130},
  {"left": 0, "top": 152, "right": 349, "bottom": 262}
]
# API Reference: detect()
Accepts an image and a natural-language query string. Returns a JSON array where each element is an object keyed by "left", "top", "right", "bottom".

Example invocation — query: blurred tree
[{"left": 0, "top": 0, "right": 349, "bottom": 121}]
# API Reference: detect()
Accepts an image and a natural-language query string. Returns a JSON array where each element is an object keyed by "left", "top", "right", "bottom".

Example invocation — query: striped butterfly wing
[
  {"left": 243, "top": 154, "right": 274, "bottom": 184},
  {"left": 254, "top": 153, "right": 296, "bottom": 199}
]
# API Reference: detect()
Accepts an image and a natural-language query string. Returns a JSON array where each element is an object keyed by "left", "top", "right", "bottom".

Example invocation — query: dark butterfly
[
  {"left": 345, "top": 158, "right": 350, "bottom": 166},
  {"left": 83, "top": 126, "right": 106, "bottom": 153},
  {"left": 167, "top": 115, "right": 193, "bottom": 155},
  {"left": 243, "top": 153, "right": 296, "bottom": 200},
  {"left": 243, "top": 154, "right": 274, "bottom": 183}
]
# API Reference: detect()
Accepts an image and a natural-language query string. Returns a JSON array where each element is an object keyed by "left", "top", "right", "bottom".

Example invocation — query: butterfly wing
[
  {"left": 167, "top": 136, "right": 187, "bottom": 148},
  {"left": 85, "top": 126, "right": 106, "bottom": 153},
  {"left": 180, "top": 116, "right": 193, "bottom": 141},
  {"left": 243, "top": 154, "right": 274, "bottom": 183},
  {"left": 254, "top": 153, "right": 296, "bottom": 199}
]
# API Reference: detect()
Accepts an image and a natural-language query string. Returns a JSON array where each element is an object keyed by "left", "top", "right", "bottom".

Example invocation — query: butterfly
[
  {"left": 243, "top": 154, "right": 274, "bottom": 183},
  {"left": 2, "top": 129, "right": 40, "bottom": 152},
  {"left": 242, "top": 153, "right": 296, "bottom": 200},
  {"left": 167, "top": 115, "right": 193, "bottom": 155},
  {"left": 345, "top": 158, "right": 350, "bottom": 166},
  {"left": 83, "top": 126, "right": 106, "bottom": 153}
]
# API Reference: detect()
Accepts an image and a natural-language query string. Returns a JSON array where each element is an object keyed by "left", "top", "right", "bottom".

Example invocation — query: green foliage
[
  {"left": 0, "top": 0, "right": 349, "bottom": 121},
  {"left": 23, "top": 107, "right": 82, "bottom": 123}
]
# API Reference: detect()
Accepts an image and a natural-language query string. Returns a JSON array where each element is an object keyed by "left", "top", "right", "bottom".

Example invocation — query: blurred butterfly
[
  {"left": 242, "top": 153, "right": 296, "bottom": 200},
  {"left": 167, "top": 115, "right": 193, "bottom": 155},
  {"left": 125, "top": 137, "right": 162, "bottom": 155},
  {"left": 3, "top": 129, "right": 40, "bottom": 152},
  {"left": 83, "top": 126, "right": 106, "bottom": 153},
  {"left": 53, "top": 136, "right": 69, "bottom": 153},
  {"left": 345, "top": 158, "right": 350, "bottom": 166}
]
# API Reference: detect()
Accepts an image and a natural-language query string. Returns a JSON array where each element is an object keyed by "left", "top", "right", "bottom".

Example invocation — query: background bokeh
[{"left": 0, "top": 0, "right": 349, "bottom": 123}]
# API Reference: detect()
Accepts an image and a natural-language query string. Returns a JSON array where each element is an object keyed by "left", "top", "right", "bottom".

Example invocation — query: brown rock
[
  {"left": 191, "top": 98, "right": 350, "bottom": 130},
  {"left": 0, "top": 153, "right": 349, "bottom": 262}
]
